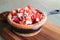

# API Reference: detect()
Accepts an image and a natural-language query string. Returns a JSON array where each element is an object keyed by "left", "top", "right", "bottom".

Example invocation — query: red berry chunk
[
  {"left": 11, "top": 10, "right": 17, "bottom": 16},
  {"left": 28, "top": 5, "right": 37, "bottom": 14},
  {"left": 13, "top": 17, "right": 19, "bottom": 23},
  {"left": 19, "top": 21, "right": 25, "bottom": 24},
  {"left": 19, "top": 17, "right": 26, "bottom": 24}
]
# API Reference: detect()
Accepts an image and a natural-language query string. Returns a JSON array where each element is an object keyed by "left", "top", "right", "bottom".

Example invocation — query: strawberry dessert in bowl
[{"left": 7, "top": 5, "right": 47, "bottom": 37}]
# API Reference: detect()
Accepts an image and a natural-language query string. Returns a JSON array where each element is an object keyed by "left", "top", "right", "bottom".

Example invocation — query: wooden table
[
  {"left": 1, "top": 22, "right": 60, "bottom": 40},
  {"left": 0, "top": 11, "right": 60, "bottom": 40}
]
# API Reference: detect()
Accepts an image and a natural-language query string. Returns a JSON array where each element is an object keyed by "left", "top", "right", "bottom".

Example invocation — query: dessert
[{"left": 7, "top": 5, "right": 47, "bottom": 37}]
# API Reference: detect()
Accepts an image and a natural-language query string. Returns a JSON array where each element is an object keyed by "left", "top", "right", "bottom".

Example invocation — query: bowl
[{"left": 7, "top": 9, "right": 47, "bottom": 37}]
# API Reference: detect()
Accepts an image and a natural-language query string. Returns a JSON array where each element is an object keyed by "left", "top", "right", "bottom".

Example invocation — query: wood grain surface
[{"left": 1, "top": 22, "right": 60, "bottom": 40}]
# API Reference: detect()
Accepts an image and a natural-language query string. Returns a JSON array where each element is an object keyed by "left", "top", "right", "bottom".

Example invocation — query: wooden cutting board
[{"left": 1, "top": 22, "right": 60, "bottom": 40}]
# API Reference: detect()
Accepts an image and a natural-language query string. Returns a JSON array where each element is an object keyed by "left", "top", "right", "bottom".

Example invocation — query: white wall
[
  {"left": 0, "top": 0, "right": 60, "bottom": 12},
  {"left": 28, "top": 0, "right": 60, "bottom": 12}
]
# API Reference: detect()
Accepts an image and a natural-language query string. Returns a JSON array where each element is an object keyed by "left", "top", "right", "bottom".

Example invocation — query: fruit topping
[{"left": 11, "top": 5, "right": 43, "bottom": 25}]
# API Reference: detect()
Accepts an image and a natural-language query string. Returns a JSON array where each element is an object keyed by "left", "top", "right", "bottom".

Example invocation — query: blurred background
[{"left": 0, "top": 0, "right": 60, "bottom": 40}]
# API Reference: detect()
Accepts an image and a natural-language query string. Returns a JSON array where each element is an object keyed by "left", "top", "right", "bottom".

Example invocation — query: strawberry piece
[
  {"left": 28, "top": 5, "right": 32, "bottom": 9},
  {"left": 21, "top": 16, "right": 26, "bottom": 22},
  {"left": 36, "top": 12, "right": 43, "bottom": 21},
  {"left": 28, "top": 9, "right": 33, "bottom": 16},
  {"left": 18, "top": 8, "right": 21, "bottom": 12},
  {"left": 36, "top": 12, "right": 41, "bottom": 18},
  {"left": 11, "top": 10, "right": 17, "bottom": 16},
  {"left": 28, "top": 5, "right": 37, "bottom": 14},
  {"left": 19, "top": 21, "right": 25, "bottom": 24},
  {"left": 25, "top": 7, "right": 29, "bottom": 11},
  {"left": 13, "top": 17, "right": 19, "bottom": 23},
  {"left": 18, "top": 8, "right": 24, "bottom": 13},
  {"left": 20, "top": 8, "right": 24, "bottom": 13},
  {"left": 31, "top": 14, "right": 36, "bottom": 19},
  {"left": 17, "top": 13, "right": 23, "bottom": 20},
  {"left": 24, "top": 10, "right": 29, "bottom": 16},
  {"left": 19, "top": 17, "right": 26, "bottom": 24},
  {"left": 39, "top": 14, "right": 43, "bottom": 20},
  {"left": 31, "top": 15, "right": 36, "bottom": 24},
  {"left": 19, "top": 16, "right": 26, "bottom": 24},
  {"left": 26, "top": 16, "right": 31, "bottom": 20},
  {"left": 35, "top": 13, "right": 40, "bottom": 21},
  {"left": 17, "top": 13, "right": 23, "bottom": 18}
]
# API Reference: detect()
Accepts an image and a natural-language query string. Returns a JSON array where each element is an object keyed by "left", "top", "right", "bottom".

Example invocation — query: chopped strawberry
[
  {"left": 17, "top": 13, "right": 23, "bottom": 17},
  {"left": 39, "top": 14, "right": 43, "bottom": 20},
  {"left": 28, "top": 5, "right": 37, "bottom": 14},
  {"left": 19, "top": 21, "right": 25, "bottom": 24},
  {"left": 36, "top": 12, "right": 41, "bottom": 18},
  {"left": 18, "top": 8, "right": 21, "bottom": 12},
  {"left": 28, "top": 5, "right": 32, "bottom": 9},
  {"left": 19, "top": 17, "right": 26, "bottom": 24},
  {"left": 25, "top": 6, "right": 29, "bottom": 11},
  {"left": 28, "top": 9, "right": 33, "bottom": 16},
  {"left": 11, "top": 10, "right": 17, "bottom": 16},
  {"left": 31, "top": 15, "right": 36, "bottom": 24},
  {"left": 24, "top": 10, "right": 29, "bottom": 16},
  {"left": 20, "top": 8, "right": 24, "bottom": 13},
  {"left": 26, "top": 16, "right": 31, "bottom": 20},
  {"left": 22, "top": 16, "right": 26, "bottom": 22},
  {"left": 13, "top": 17, "right": 19, "bottom": 23}
]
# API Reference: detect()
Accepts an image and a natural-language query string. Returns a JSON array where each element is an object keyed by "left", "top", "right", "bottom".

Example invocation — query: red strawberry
[
  {"left": 32, "top": 14, "right": 36, "bottom": 19},
  {"left": 21, "top": 16, "right": 26, "bottom": 22},
  {"left": 19, "top": 16, "right": 26, "bottom": 24},
  {"left": 28, "top": 5, "right": 36, "bottom": 14},
  {"left": 11, "top": 10, "right": 17, "bottom": 16},
  {"left": 18, "top": 8, "right": 21, "bottom": 12},
  {"left": 25, "top": 6, "right": 29, "bottom": 11},
  {"left": 26, "top": 16, "right": 31, "bottom": 21},
  {"left": 36, "top": 12, "right": 41, "bottom": 18},
  {"left": 20, "top": 8, "right": 24, "bottom": 13},
  {"left": 19, "top": 21, "right": 25, "bottom": 24},
  {"left": 39, "top": 14, "right": 43, "bottom": 20},
  {"left": 36, "top": 12, "right": 43, "bottom": 21},
  {"left": 19, "top": 19, "right": 26, "bottom": 24},
  {"left": 28, "top": 5, "right": 32, "bottom": 9},
  {"left": 28, "top": 9, "right": 33, "bottom": 16},
  {"left": 13, "top": 17, "right": 19, "bottom": 23},
  {"left": 31, "top": 15, "right": 36, "bottom": 24}
]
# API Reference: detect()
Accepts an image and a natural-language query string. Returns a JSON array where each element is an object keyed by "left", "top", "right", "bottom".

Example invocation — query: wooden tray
[{"left": 1, "top": 22, "right": 60, "bottom": 40}]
